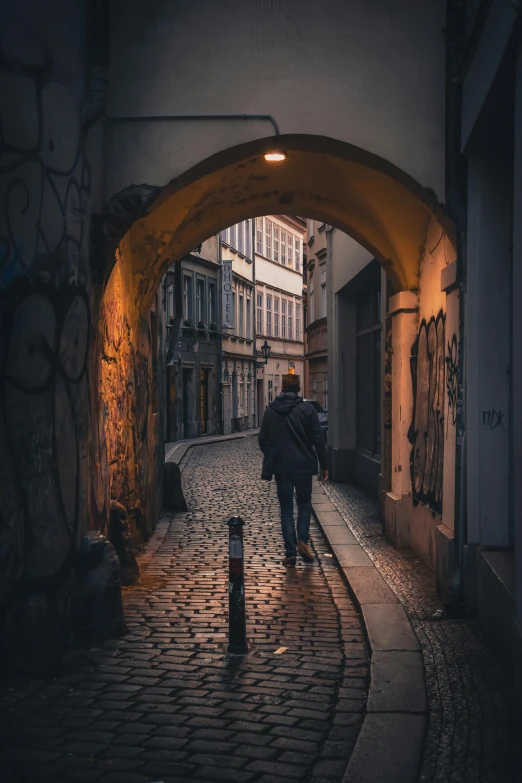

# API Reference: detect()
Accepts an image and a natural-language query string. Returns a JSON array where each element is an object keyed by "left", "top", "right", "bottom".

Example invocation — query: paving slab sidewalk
[
  {"left": 311, "top": 479, "right": 427, "bottom": 783},
  {"left": 165, "top": 429, "right": 259, "bottom": 465}
]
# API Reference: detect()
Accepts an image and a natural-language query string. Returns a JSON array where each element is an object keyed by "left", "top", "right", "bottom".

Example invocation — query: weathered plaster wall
[
  {"left": 98, "top": 235, "right": 164, "bottom": 543},
  {"left": 0, "top": 1, "right": 98, "bottom": 617},
  {"left": 402, "top": 217, "right": 458, "bottom": 573},
  {"left": 0, "top": 2, "right": 166, "bottom": 656}
]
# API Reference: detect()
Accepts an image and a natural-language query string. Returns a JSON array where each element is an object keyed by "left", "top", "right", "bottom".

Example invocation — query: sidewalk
[
  {"left": 312, "top": 480, "right": 521, "bottom": 783},
  {"left": 165, "top": 429, "right": 259, "bottom": 465}
]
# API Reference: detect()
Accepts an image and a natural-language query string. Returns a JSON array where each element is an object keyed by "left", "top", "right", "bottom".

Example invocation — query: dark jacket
[{"left": 258, "top": 392, "right": 328, "bottom": 479}]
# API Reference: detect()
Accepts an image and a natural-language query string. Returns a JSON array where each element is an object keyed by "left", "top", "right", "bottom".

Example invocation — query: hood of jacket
[{"left": 269, "top": 392, "right": 303, "bottom": 416}]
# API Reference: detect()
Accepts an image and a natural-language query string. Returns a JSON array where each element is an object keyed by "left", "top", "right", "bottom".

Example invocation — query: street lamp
[
  {"left": 264, "top": 150, "right": 286, "bottom": 162},
  {"left": 256, "top": 339, "right": 272, "bottom": 368}
]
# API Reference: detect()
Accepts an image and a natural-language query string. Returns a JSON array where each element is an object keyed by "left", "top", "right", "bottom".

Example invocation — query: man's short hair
[{"left": 282, "top": 373, "right": 300, "bottom": 392}]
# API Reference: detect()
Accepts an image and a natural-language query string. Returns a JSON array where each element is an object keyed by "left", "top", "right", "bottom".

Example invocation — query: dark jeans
[{"left": 275, "top": 473, "right": 313, "bottom": 557}]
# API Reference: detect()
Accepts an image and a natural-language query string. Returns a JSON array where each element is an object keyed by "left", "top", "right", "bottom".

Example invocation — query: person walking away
[{"left": 258, "top": 373, "right": 328, "bottom": 567}]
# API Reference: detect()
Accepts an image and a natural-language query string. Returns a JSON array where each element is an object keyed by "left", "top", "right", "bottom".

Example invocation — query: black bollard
[{"left": 227, "top": 516, "right": 247, "bottom": 655}]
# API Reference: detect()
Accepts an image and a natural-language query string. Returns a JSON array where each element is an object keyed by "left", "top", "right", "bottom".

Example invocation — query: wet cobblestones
[
  {"left": 0, "top": 439, "right": 368, "bottom": 783},
  {"left": 323, "top": 481, "right": 521, "bottom": 783}
]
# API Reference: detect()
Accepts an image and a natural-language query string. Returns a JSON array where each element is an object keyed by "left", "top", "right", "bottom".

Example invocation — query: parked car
[{"left": 303, "top": 399, "right": 328, "bottom": 439}]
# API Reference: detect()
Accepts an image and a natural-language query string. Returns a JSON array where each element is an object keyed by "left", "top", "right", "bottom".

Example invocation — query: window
[
  {"left": 288, "top": 302, "right": 293, "bottom": 340},
  {"left": 257, "top": 292, "right": 263, "bottom": 334},
  {"left": 197, "top": 278, "right": 205, "bottom": 323},
  {"left": 287, "top": 233, "right": 293, "bottom": 266},
  {"left": 240, "top": 379, "right": 245, "bottom": 409},
  {"left": 268, "top": 378, "right": 274, "bottom": 403},
  {"left": 238, "top": 221, "right": 244, "bottom": 255},
  {"left": 239, "top": 294, "right": 244, "bottom": 336},
  {"left": 266, "top": 295, "right": 272, "bottom": 336},
  {"left": 229, "top": 223, "right": 236, "bottom": 249},
  {"left": 274, "top": 298, "right": 280, "bottom": 337},
  {"left": 265, "top": 219, "right": 272, "bottom": 259},
  {"left": 309, "top": 278, "right": 315, "bottom": 323},
  {"left": 282, "top": 299, "right": 287, "bottom": 339},
  {"left": 281, "top": 229, "right": 286, "bottom": 265},
  {"left": 221, "top": 227, "right": 228, "bottom": 244},
  {"left": 295, "top": 237, "right": 301, "bottom": 271},
  {"left": 232, "top": 290, "right": 237, "bottom": 332},
  {"left": 256, "top": 218, "right": 263, "bottom": 255},
  {"left": 274, "top": 224, "right": 279, "bottom": 262},
  {"left": 321, "top": 268, "right": 327, "bottom": 318},
  {"left": 245, "top": 219, "right": 252, "bottom": 259},
  {"left": 183, "top": 275, "right": 193, "bottom": 320},
  {"left": 296, "top": 303, "right": 301, "bottom": 342},
  {"left": 308, "top": 219, "right": 314, "bottom": 243},
  {"left": 312, "top": 379, "right": 317, "bottom": 401},
  {"left": 246, "top": 297, "right": 251, "bottom": 338},
  {"left": 209, "top": 281, "right": 217, "bottom": 325},
  {"left": 323, "top": 378, "right": 328, "bottom": 411}
]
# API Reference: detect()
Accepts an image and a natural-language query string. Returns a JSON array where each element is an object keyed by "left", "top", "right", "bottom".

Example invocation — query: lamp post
[{"left": 256, "top": 339, "right": 272, "bottom": 369}]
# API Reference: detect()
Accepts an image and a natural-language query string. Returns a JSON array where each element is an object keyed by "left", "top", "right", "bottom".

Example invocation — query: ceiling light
[{"left": 264, "top": 151, "right": 286, "bottom": 162}]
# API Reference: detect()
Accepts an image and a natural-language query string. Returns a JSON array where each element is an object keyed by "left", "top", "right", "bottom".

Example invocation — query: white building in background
[
  {"left": 255, "top": 216, "right": 306, "bottom": 421},
  {"left": 220, "top": 220, "right": 256, "bottom": 433}
]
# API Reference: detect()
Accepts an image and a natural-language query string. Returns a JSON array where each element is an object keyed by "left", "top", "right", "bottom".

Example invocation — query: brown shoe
[
  {"left": 282, "top": 555, "right": 297, "bottom": 568},
  {"left": 298, "top": 540, "right": 314, "bottom": 563}
]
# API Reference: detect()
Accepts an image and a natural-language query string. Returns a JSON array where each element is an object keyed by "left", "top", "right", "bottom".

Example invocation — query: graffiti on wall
[
  {"left": 482, "top": 409, "right": 505, "bottom": 430},
  {"left": 0, "top": 24, "right": 100, "bottom": 599},
  {"left": 445, "top": 333, "right": 458, "bottom": 434},
  {"left": 408, "top": 311, "right": 445, "bottom": 514}
]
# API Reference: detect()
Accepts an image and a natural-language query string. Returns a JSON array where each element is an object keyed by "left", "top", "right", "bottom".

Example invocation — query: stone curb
[
  {"left": 165, "top": 429, "right": 259, "bottom": 465},
  {"left": 311, "top": 482, "right": 427, "bottom": 783}
]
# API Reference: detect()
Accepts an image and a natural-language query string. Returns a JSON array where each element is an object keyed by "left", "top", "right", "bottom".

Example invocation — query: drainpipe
[
  {"left": 445, "top": 0, "right": 468, "bottom": 612},
  {"left": 83, "top": 0, "right": 109, "bottom": 130}
]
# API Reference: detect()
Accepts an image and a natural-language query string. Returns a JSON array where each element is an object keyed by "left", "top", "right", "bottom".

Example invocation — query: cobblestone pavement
[
  {"left": 323, "top": 481, "right": 522, "bottom": 783},
  {"left": 0, "top": 439, "right": 369, "bottom": 783}
]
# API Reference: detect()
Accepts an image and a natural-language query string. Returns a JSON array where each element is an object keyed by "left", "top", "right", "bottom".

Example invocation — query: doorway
[
  {"left": 257, "top": 379, "right": 264, "bottom": 426},
  {"left": 223, "top": 383, "right": 231, "bottom": 435},
  {"left": 232, "top": 372, "right": 238, "bottom": 431},
  {"left": 182, "top": 367, "right": 193, "bottom": 439},
  {"left": 200, "top": 369, "right": 209, "bottom": 434}
]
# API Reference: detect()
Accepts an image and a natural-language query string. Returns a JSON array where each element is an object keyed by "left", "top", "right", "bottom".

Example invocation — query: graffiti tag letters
[
  {"left": 409, "top": 311, "right": 445, "bottom": 514},
  {"left": 482, "top": 409, "right": 505, "bottom": 430},
  {"left": 445, "top": 334, "right": 458, "bottom": 432}
]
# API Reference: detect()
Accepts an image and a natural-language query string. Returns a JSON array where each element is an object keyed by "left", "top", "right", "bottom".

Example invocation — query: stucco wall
[
  {"left": 0, "top": 1, "right": 100, "bottom": 617},
  {"left": 106, "top": 0, "right": 446, "bottom": 201},
  {"left": 98, "top": 237, "right": 165, "bottom": 543},
  {"left": 403, "top": 217, "right": 458, "bottom": 571}
]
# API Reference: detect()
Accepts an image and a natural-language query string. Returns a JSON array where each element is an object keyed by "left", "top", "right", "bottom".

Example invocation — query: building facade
[
  {"left": 305, "top": 219, "right": 328, "bottom": 409},
  {"left": 164, "top": 238, "right": 221, "bottom": 442},
  {"left": 255, "top": 216, "right": 306, "bottom": 419},
  {"left": 3, "top": 0, "right": 521, "bottom": 709},
  {"left": 220, "top": 221, "right": 256, "bottom": 433}
]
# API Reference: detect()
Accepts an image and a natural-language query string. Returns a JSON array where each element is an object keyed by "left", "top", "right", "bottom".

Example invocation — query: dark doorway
[
  {"left": 257, "top": 378, "right": 264, "bottom": 426},
  {"left": 182, "top": 368, "right": 193, "bottom": 439},
  {"left": 232, "top": 371, "right": 238, "bottom": 431},
  {"left": 200, "top": 369, "right": 209, "bottom": 434},
  {"left": 166, "top": 365, "right": 177, "bottom": 441}
]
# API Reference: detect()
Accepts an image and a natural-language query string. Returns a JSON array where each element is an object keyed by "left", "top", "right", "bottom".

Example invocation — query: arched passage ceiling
[{"left": 120, "top": 135, "right": 455, "bottom": 313}]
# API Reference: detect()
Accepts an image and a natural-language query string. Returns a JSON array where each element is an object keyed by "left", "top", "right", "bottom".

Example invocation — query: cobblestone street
[{"left": 0, "top": 438, "right": 369, "bottom": 783}]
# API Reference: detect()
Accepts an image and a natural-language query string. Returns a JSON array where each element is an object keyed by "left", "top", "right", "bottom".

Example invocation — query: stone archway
[{"left": 96, "top": 133, "right": 456, "bottom": 541}]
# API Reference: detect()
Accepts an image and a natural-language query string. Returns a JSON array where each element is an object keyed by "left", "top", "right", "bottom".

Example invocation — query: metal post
[{"left": 227, "top": 516, "right": 247, "bottom": 655}]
